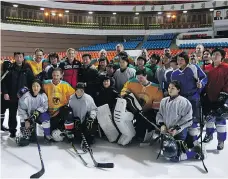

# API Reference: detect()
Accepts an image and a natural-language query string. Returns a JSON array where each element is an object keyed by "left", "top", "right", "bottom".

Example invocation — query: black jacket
[
  {"left": 95, "top": 87, "right": 119, "bottom": 111},
  {"left": 79, "top": 65, "right": 99, "bottom": 98},
  {"left": 2, "top": 62, "right": 34, "bottom": 101}
]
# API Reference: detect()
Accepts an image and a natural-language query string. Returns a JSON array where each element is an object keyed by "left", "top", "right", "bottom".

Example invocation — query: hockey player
[
  {"left": 16, "top": 79, "right": 53, "bottom": 146},
  {"left": 59, "top": 48, "right": 81, "bottom": 88},
  {"left": 120, "top": 69, "right": 163, "bottom": 141},
  {"left": 156, "top": 80, "right": 205, "bottom": 162},
  {"left": 95, "top": 76, "right": 119, "bottom": 111},
  {"left": 145, "top": 54, "right": 160, "bottom": 84},
  {"left": 201, "top": 50, "right": 213, "bottom": 74},
  {"left": 43, "top": 68, "right": 75, "bottom": 132},
  {"left": 2, "top": 52, "right": 34, "bottom": 138},
  {"left": 203, "top": 48, "right": 228, "bottom": 150},
  {"left": 171, "top": 51, "right": 207, "bottom": 147},
  {"left": 44, "top": 52, "right": 60, "bottom": 79},
  {"left": 65, "top": 82, "right": 98, "bottom": 146},
  {"left": 26, "top": 48, "right": 45, "bottom": 77},
  {"left": 156, "top": 54, "right": 173, "bottom": 90},
  {"left": 90, "top": 49, "right": 108, "bottom": 68},
  {"left": 113, "top": 54, "right": 136, "bottom": 92},
  {"left": 134, "top": 56, "right": 154, "bottom": 83}
]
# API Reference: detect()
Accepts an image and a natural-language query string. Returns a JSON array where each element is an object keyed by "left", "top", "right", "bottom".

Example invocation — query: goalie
[{"left": 112, "top": 69, "right": 163, "bottom": 145}]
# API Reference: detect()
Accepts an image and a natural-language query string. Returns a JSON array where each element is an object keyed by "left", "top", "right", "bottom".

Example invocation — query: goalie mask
[{"left": 162, "top": 134, "right": 178, "bottom": 159}]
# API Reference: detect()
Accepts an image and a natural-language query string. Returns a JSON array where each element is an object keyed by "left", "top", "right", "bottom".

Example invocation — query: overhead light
[
  {"left": 113, "top": 12, "right": 116, "bottom": 15},
  {"left": 210, "top": 8, "right": 214, "bottom": 11},
  {"left": 183, "top": 10, "right": 187, "bottom": 13},
  {"left": 45, "top": 12, "right": 49, "bottom": 16},
  {"left": 51, "top": 12, "right": 56, "bottom": 16},
  {"left": 135, "top": 12, "right": 139, "bottom": 15},
  {"left": 172, "top": 15, "right": 176, "bottom": 18},
  {"left": 88, "top": 11, "right": 93, "bottom": 14},
  {"left": 65, "top": 10, "right": 69, "bottom": 13},
  {"left": 13, "top": 4, "right": 18, "bottom": 7},
  {"left": 59, "top": 13, "right": 63, "bottom": 17},
  {"left": 40, "top": 8, "right": 45, "bottom": 11},
  {"left": 167, "top": 14, "right": 171, "bottom": 18},
  {"left": 158, "top": 12, "right": 162, "bottom": 15}
]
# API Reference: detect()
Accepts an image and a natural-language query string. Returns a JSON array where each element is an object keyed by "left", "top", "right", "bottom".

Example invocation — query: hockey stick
[
  {"left": 0, "top": 70, "right": 9, "bottom": 82},
  {"left": 199, "top": 104, "right": 208, "bottom": 173},
  {"left": 81, "top": 133, "right": 114, "bottom": 168},
  {"left": 71, "top": 142, "right": 88, "bottom": 166},
  {"left": 30, "top": 124, "right": 45, "bottom": 178}
]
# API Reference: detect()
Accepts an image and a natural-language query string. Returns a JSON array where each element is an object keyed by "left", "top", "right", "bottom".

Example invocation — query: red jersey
[
  {"left": 59, "top": 59, "right": 81, "bottom": 89},
  {"left": 202, "top": 64, "right": 214, "bottom": 74},
  {"left": 206, "top": 62, "right": 228, "bottom": 102}
]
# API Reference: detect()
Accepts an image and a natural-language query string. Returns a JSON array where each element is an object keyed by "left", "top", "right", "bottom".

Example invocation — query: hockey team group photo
[{"left": 1, "top": 1, "right": 228, "bottom": 178}]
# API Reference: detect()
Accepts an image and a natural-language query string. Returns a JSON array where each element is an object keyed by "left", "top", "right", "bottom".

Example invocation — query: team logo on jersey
[{"left": 53, "top": 97, "right": 60, "bottom": 105}]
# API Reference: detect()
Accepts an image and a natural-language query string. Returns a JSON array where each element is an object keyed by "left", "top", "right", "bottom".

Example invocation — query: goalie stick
[
  {"left": 81, "top": 133, "right": 114, "bottom": 168},
  {"left": 30, "top": 124, "right": 45, "bottom": 178}
]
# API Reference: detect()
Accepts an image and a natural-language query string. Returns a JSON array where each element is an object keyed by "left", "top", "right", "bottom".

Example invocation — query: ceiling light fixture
[
  {"left": 210, "top": 9, "right": 214, "bottom": 11},
  {"left": 113, "top": 12, "right": 117, "bottom": 15},
  {"left": 183, "top": 10, "right": 187, "bottom": 13},
  {"left": 65, "top": 10, "right": 69, "bottom": 13},
  {"left": 88, "top": 11, "right": 93, "bottom": 14},
  {"left": 135, "top": 12, "right": 139, "bottom": 15},
  {"left": 13, "top": 4, "right": 18, "bottom": 7},
  {"left": 40, "top": 8, "right": 45, "bottom": 11}
]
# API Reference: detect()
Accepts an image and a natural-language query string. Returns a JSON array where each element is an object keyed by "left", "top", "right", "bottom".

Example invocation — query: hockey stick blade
[
  {"left": 96, "top": 163, "right": 114, "bottom": 168},
  {"left": 30, "top": 167, "right": 45, "bottom": 179}
]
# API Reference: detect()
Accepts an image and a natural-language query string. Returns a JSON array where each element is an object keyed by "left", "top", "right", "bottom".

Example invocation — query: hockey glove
[
  {"left": 30, "top": 110, "right": 41, "bottom": 124},
  {"left": 75, "top": 119, "right": 81, "bottom": 131},
  {"left": 86, "top": 118, "right": 94, "bottom": 131}
]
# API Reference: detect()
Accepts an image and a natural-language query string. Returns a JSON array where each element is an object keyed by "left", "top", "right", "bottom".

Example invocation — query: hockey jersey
[
  {"left": 43, "top": 80, "right": 75, "bottom": 117},
  {"left": 121, "top": 78, "right": 163, "bottom": 111},
  {"left": 206, "top": 62, "right": 228, "bottom": 102},
  {"left": 26, "top": 58, "right": 45, "bottom": 76},
  {"left": 156, "top": 95, "right": 193, "bottom": 134},
  {"left": 18, "top": 92, "right": 48, "bottom": 122},
  {"left": 68, "top": 93, "right": 97, "bottom": 123},
  {"left": 171, "top": 64, "right": 207, "bottom": 100},
  {"left": 59, "top": 59, "right": 81, "bottom": 88}
]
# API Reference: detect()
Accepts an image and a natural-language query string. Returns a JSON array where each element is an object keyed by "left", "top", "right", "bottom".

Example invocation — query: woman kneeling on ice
[
  {"left": 16, "top": 79, "right": 53, "bottom": 146},
  {"left": 156, "top": 80, "right": 205, "bottom": 162}
]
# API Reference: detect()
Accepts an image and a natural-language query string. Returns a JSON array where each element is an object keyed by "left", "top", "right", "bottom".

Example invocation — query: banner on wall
[{"left": 214, "top": 9, "right": 228, "bottom": 21}]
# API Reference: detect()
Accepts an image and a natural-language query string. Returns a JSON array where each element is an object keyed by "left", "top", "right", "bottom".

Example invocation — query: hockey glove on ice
[{"left": 86, "top": 118, "right": 94, "bottom": 131}]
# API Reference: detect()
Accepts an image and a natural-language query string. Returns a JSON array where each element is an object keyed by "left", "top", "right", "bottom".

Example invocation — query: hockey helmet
[
  {"left": 17, "top": 87, "right": 29, "bottom": 98},
  {"left": 52, "top": 129, "right": 64, "bottom": 142},
  {"left": 2, "top": 60, "right": 12, "bottom": 72},
  {"left": 162, "top": 134, "right": 178, "bottom": 159}
]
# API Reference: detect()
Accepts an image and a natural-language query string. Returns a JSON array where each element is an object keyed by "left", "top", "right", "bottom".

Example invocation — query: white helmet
[{"left": 52, "top": 129, "right": 64, "bottom": 142}]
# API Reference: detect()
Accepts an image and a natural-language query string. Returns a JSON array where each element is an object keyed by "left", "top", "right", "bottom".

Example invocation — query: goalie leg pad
[
  {"left": 97, "top": 104, "right": 119, "bottom": 142},
  {"left": 114, "top": 98, "right": 136, "bottom": 145},
  {"left": 124, "top": 93, "right": 142, "bottom": 114}
]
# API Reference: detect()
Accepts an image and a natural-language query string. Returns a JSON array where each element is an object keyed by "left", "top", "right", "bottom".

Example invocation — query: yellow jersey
[
  {"left": 121, "top": 78, "right": 163, "bottom": 111},
  {"left": 43, "top": 80, "right": 75, "bottom": 117}
]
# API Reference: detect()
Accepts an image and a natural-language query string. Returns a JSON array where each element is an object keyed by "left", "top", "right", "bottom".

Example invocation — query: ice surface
[{"left": 1, "top": 110, "right": 228, "bottom": 178}]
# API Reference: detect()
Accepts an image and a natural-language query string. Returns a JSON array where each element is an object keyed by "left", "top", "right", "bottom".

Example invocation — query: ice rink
[{"left": 1, "top": 110, "right": 228, "bottom": 178}]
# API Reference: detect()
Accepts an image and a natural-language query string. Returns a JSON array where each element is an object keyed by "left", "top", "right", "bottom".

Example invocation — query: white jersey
[
  {"left": 18, "top": 92, "right": 48, "bottom": 123},
  {"left": 68, "top": 93, "right": 97, "bottom": 123},
  {"left": 156, "top": 95, "right": 193, "bottom": 134},
  {"left": 113, "top": 67, "right": 136, "bottom": 92}
]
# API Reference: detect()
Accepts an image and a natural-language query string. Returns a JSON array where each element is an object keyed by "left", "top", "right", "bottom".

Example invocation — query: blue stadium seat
[
  {"left": 179, "top": 42, "right": 228, "bottom": 49},
  {"left": 147, "top": 33, "right": 175, "bottom": 41},
  {"left": 141, "top": 40, "right": 172, "bottom": 49},
  {"left": 79, "top": 41, "right": 141, "bottom": 51}
]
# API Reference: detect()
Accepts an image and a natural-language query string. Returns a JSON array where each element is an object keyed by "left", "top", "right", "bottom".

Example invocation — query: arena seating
[
  {"left": 179, "top": 42, "right": 228, "bottom": 49},
  {"left": 2, "top": 48, "right": 228, "bottom": 63},
  {"left": 147, "top": 34, "right": 175, "bottom": 41},
  {"left": 78, "top": 41, "right": 141, "bottom": 51},
  {"left": 142, "top": 40, "right": 172, "bottom": 49},
  {"left": 128, "top": 37, "right": 144, "bottom": 41}
]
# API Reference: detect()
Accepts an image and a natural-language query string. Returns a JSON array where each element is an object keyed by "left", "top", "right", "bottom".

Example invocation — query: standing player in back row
[
  {"left": 171, "top": 51, "right": 207, "bottom": 148},
  {"left": 59, "top": 48, "right": 81, "bottom": 89}
]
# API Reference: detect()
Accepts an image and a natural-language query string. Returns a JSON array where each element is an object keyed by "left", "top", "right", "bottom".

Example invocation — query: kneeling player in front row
[
  {"left": 64, "top": 82, "right": 98, "bottom": 149},
  {"left": 156, "top": 81, "right": 205, "bottom": 162},
  {"left": 16, "top": 80, "right": 53, "bottom": 146}
]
